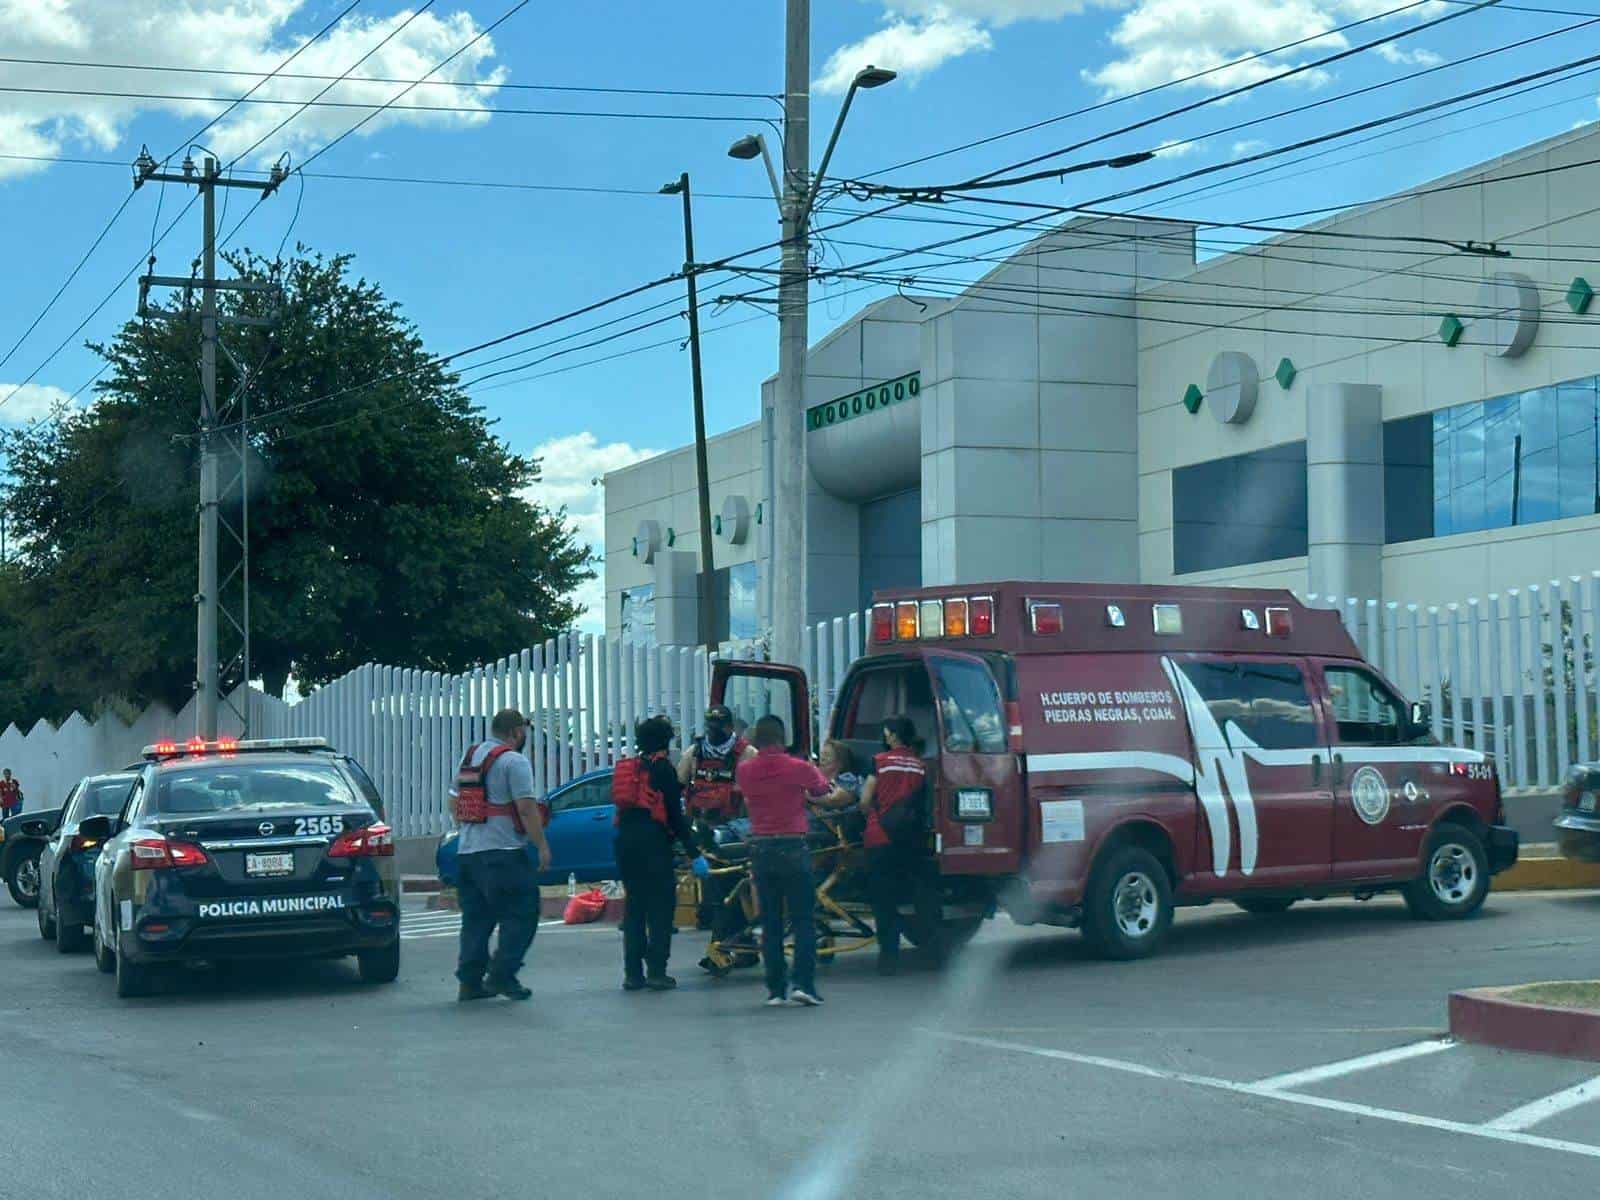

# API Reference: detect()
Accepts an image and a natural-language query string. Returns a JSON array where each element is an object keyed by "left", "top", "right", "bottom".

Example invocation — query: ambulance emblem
[{"left": 1351, "top": 766, "right": 1390, "bottom": 825}]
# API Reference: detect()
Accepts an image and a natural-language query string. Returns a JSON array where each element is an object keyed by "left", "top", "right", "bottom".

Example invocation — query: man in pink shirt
[{"left": 735, "top": 715, "right": 829, "bottom": 1007}]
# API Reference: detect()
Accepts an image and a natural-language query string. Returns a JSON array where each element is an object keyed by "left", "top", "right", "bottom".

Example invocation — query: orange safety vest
[{"left": 612, "top": 752, "right": 670, "bottom": 830}]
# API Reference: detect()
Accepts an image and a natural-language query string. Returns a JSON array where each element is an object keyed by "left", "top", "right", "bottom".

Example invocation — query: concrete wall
[{"left": 1137, "top": 123, "right": 1600, "bottom": 603}]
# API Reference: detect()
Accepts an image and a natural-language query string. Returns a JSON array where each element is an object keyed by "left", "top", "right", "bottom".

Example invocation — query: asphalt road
[{"left": 4, "top": 889, "right": 1600, "bottom": 1200}]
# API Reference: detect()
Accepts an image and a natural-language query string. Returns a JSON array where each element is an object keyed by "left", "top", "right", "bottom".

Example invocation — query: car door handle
[
  {"left": 590, "top": 812, "right": 609, "bottom": 821},
  {"left": 1311, "top": 754, "right": 1322, "bottom": 785}
]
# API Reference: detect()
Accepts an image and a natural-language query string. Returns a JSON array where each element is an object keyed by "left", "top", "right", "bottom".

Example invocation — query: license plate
[
  {"left": 246, "top": 851, "right": 295, "bottom": 877},
  {"left": 1581, "top": 793, "right": 1597, "bottom": 814}
]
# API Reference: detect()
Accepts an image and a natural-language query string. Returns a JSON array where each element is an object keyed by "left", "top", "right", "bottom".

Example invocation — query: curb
[
  {"left": 1494, "top": 854, "right": 1600, "bottom": 892},
  {"left": 1450, "top": 986, "right": 1600, "bottom": 1061}
]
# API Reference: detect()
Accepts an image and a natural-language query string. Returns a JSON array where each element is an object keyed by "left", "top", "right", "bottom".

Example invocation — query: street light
[
  {"left": 725, "top": 60, "right": 896, "bottom": 665},
  {"left": 661, "top": 172, "right": 717, "bottom": 649}
]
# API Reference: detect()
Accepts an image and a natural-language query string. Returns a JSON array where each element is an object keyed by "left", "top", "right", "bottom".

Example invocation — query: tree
[{"left": 3, "top": 248, "right": 591, "bottom": 710}]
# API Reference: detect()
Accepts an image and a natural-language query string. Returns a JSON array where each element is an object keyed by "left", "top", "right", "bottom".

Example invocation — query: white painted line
[
  {"left": 930, "top": 1033, "right": 1600, "bottom": 1161},
  {"left": 1252, "top": 1038, "right": 1456, "bottom": 1092},
  {"left": 1486, "top": 1076, "right": 1600, "bottom": 1131}
]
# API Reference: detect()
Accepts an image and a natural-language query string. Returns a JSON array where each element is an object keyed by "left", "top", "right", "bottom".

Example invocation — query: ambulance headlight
[{"left": 955, "top": 788, "right": 993, "bottom": 820}]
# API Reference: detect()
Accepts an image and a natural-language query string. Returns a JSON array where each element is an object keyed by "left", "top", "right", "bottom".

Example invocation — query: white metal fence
[{"left": 4, "top": 572, "right": 1593, "bottom": 837}]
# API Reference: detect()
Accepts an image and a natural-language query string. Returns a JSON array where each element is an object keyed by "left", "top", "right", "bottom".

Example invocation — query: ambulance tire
[
  {"left": 1234, "top": 898, "right": 1295, "bottom": 916},
  {"left": 1082, "top": 846, "right": 1173, "bottom": 960},
  {"left": 1403, "top": 822, "right": 1489, "bottom": 921}
]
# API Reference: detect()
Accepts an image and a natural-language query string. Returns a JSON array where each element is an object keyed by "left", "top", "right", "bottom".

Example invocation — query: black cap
[{"left": 704, "top": 705, "right": 733, "bottom": 723}]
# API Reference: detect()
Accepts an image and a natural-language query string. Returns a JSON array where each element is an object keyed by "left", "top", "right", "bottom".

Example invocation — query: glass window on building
[
  {"left": 1172, "top": 442, "right": 1308, "bottom": 574},
  {"left": 620, "top": 584, "right": 656, "bottom": 647},
  {"left": 727, "top": 561, "right": 759, "bottom": 641},
  {"left": 1385, "top": 375, "right": 1599, "bottom": 544}
]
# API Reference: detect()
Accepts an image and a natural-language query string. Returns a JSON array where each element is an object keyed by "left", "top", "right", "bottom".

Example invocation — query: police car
[{"left": 84, "top": 737, "right": 400, "bottom": 998}]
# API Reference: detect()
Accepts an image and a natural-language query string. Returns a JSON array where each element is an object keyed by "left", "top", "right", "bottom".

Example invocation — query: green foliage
[{"left": 3, "top": 248, "right": 592, "bottom": 716}]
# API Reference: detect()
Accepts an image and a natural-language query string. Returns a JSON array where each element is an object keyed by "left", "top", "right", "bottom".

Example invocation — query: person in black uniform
[{"left": 613, "top": 714, "right": 705, "bottom": 992}]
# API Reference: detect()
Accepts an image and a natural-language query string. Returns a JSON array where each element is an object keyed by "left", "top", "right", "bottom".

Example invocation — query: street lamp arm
[{"left": 799, "top": 80, "right": 858, "bottom": 230}]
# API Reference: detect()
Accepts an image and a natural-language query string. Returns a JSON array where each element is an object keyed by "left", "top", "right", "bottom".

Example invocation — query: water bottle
[{"left": 567, "top": 871, "right": 577, "bottom": 898}]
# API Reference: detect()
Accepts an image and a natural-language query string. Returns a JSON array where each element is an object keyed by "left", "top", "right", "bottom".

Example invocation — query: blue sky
[{"left": 1, "top": 0, "right": 1596, "bottom": 626}]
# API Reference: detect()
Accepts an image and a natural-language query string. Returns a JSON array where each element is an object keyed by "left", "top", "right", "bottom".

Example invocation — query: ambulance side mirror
[{"left": 1408, "top": 701, "right": 1431, "bottom": 734}]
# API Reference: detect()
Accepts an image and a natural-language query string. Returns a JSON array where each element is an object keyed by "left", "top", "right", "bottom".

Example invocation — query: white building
[{"left": 603, "top": 124, "right": 1600, "bottom": 644}]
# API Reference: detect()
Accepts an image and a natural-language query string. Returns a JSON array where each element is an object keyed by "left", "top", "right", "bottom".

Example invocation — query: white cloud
[
  {"left": 1154, "top": 136, "right": 1204, "bottom": 157},
  {"left": 1230, "top": 137, "right": 1270, "bottom": 157},
  {"left": 0, "top": 0, "right": 506, "bottom": 180},
  {"left": 0, "top": 382, "right": 75, "bottom": 424},
  {"left": 815, "top": 9, "right": 994, "bottom": 94},
  {"left": 1375, "top": 41, "right": 1441, "bottom": 67},
  {"left": 522, "top": 432, "right": 659, "bottom": 630}
]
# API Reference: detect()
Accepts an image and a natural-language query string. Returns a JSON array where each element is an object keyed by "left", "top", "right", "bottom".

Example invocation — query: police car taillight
[
  {"left": 870, "top": 603, "right": 895, "bottom": 644},
  {"left": 1265, "top": 606, "right": 1293, "bottom": 637},
  {"left": 130, "top": 837, "right": 210, "bottom": 870},
  {"left": 328, "top": 822, "right": 395, "bottom": 858},
  {"left": 1029, "top": 602, "right": 1063, "bottom": 636}
]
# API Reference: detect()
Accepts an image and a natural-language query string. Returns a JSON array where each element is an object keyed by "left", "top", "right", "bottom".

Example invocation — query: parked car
[
  {"left": 1, "top": 804, "right": 67, "bottom": 908},
  {"left": 437, "top": 767, "right": 617, "bottom": 887},
  {"left": 1556, "top": 763, "right": 1600, "bottom": 862},
  {"left": 37, "top": 772, "right": 138, "bottom": 951}
]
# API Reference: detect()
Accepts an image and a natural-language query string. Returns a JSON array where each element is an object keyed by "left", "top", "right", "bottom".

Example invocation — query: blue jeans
[
  {"left": 456, "top": 849, "right": 539, "bottom": 986},
  {"left": 751, "top": 837, "right": 816, "bottom": 998}
]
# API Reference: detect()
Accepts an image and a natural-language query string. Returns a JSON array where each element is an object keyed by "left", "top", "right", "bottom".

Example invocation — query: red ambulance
[{"left": 712, "top": 582, "right": 1519, "bottom": 960}]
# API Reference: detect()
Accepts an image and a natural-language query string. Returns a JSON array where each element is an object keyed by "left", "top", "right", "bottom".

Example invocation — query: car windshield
[
  {"left": 78, "top": 778, "right": 135, "bottom": 818},
  {"left": 154, "top": 761, "right": 359, "bottom": 815}
]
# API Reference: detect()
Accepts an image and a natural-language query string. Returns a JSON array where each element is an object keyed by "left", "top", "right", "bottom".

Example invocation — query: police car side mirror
[{"left": 77, "top": 815, "right": 113, "bottom": 841}]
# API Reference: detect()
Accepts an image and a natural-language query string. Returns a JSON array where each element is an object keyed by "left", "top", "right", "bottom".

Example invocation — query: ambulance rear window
[{"left": 933, "top": 658, "right": 1007, "bottom": 754}]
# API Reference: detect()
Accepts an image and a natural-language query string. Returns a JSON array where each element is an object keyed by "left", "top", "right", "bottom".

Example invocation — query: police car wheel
[
  {"left": 357, "top": 939, "right": 401, "bottom": 984},
  {"left": 93, "top": 926, "right": 115, "bottom": 974},
  {"left": 114, "top": 939, "right": 156, "bottom": 999},
  {"left": 36, "top": 897, "right": 55, "bottom": 941},
  {"left": 1403, "top": 822, "right": 1489, "bottom": 921},
  {"left": 1083, "top": 846, "right": 1173, "bottom": 961}
]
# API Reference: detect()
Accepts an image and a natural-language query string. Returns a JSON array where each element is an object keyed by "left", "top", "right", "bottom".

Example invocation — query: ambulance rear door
[
  {"left": 709, "top": 660, "right": 811, "bottom": 754},
  {"left": 924, "top": 650, "right": 1024, "bottom": 877}
]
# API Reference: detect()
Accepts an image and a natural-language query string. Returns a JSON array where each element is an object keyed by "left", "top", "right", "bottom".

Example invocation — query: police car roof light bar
[{"left": 142, "top": 736, "right": 334, "bottom": 760}]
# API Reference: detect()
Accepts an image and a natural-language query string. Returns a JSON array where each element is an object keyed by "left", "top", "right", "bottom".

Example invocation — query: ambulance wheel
[
  {"left": 358, "top": 939, "right": 401, "bottom": 984},
  {"left": 1082, "top": 846, "right": 1173, "bottom": 960},
  {"left": 1403, "top": 823, "right": 1488, "bottom": 921},
  {"left": 1235, "top": 898, "right": 1295, "bottom": 916}
]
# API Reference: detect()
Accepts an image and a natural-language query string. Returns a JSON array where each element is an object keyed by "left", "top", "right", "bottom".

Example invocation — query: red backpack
[
  {"left": 455, "top": 743, "right": 525, "bottom": 832},
  {"left": 612, "top": 753, "right": 669, "bottom": 828}
]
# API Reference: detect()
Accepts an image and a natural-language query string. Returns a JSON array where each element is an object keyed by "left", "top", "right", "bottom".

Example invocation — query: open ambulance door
[
  {"left": 709, "top": 660, "right": 812, "bottom": 756},
  {"left": 923, "top": 649, "right": 1025, "bottom": 877}
]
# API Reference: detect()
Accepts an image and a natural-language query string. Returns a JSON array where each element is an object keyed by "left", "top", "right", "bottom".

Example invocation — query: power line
[{"left": 0, "top": 56, "right": 777, "bottom": 101}]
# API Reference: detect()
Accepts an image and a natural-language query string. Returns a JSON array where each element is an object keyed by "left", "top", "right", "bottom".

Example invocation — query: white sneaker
[
  {"left": 764, "top": 993, "right": 789, "bottom": 1007},
  {"left": 789, "top": 988, "right": 824, "bottom": 1007}
]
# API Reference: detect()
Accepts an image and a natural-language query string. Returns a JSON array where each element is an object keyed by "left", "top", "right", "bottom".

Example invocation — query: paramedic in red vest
[
  {"left": 614, "top": 714, "right": 702, "bottom": 991},
  {"left": 677, "top": 704, "right": 756, "bottom": 822},
  {"left": 448, "top": 708, "right": 551, "bottom": 1003},
  {"left": 0, "top": 769, "right": 20, "bottom": 819},
  {"left": 860, "top": 716, "right": 932, "bottom": 975},
  {"left": 735, "top": 715, "right": 828, "bottom": 1006}
]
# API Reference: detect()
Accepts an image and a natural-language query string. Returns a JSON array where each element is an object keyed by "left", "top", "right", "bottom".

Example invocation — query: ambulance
[{"left": 712, "top": 582, "right": 1519, "bottom": 959}]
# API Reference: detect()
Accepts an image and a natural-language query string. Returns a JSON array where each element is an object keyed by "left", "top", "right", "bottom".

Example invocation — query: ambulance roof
[{"left": 865, "top": 581, "right": 1363, "bottom": 659}]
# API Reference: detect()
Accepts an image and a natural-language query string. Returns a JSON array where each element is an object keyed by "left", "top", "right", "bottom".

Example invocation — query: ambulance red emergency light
[{"left": 712, "top": 582, "right": 1518, "bottom": 959}]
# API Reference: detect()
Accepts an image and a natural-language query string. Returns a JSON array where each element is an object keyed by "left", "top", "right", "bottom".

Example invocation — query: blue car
[
  {"left": 437, "top": 767, "right": 617, "bottom": 887},
  {"left": 37, "top": 772, "right": 138, "bottom": 952}
]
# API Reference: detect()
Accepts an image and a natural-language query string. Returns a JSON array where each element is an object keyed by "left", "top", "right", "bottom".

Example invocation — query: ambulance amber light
[
  {"left": 895, "top": 601, "right": 920, "bottom": 640},
  {"left": 1265, "top": 606, "right": 1293, "bottom": 637},
  {"left": 919, "top": 599, "right": 944, "bottom": 639},
  {"left": 969, "top": 596, "right": 995, "bottom": 636},
  {"left": 1029, "top": 602, "right": 1063, "bottom": 636},
  {"left": 944, "top": 598, "right": 969, "bottom": 637},
  {"left": 870, "top": 603, "right": 895, "bottom": 643},
  {"left": 1153, "top": 604, "right": 1183, "bottom": 635}
]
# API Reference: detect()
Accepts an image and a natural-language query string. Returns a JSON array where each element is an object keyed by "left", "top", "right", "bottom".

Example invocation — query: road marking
[
  {"left": 929, "top": 1032, "right": 1600, "bottom": 1161},
  {"left": 1486, "top": 1076, "right": 1600, "bottom": 1131},
  {"left": 1252, "top": 1038, "right": 1457, "bottom": 1092}
]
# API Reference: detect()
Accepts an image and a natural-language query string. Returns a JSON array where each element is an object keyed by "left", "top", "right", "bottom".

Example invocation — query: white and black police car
[{"left": 84, "top": 737, "right": 400, "bottom": 998}]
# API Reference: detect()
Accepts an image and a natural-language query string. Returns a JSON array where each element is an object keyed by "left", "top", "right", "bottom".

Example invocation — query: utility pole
[
  {"left": 133, "top": 150, "right": 284, "bottom": 738},
  {"left": 772, "top": 0, "right": 810, "bottom": 666},
  {"left": 661, "top": 172, "right": 717, "bottom": 650}
]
